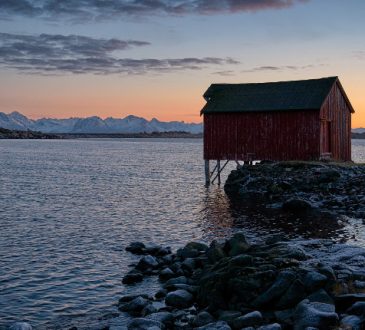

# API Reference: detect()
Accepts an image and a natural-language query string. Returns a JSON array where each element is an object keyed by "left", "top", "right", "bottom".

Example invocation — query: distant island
[
  {"left": 351, "top": 132, "right": 365, "bottom": 139},
  {"left": 0, "top": 127, "right": 59, "bottom": 139}
]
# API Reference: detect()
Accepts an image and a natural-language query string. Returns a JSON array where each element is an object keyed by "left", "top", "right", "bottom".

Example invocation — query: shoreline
[{"left": 0, "top": 128, "right": 203, "bottom": 140}]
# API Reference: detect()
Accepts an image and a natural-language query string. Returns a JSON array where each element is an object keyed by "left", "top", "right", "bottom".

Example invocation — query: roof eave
[{"left": 336, "top": 78, "right": 355, "bottom": 113}]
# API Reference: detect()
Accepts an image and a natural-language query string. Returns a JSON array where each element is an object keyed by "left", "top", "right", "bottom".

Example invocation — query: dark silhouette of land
[{"left": 0, "top": 127, "right": 203, "bottom": 139}]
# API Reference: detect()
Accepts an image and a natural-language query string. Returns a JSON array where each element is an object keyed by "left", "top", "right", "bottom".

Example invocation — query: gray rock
[
  {"left": 177, "top": 247, "right": 200, "bottom": 259},
  {"left": 144, "top": 243, "right": 167, "bottom": 256},
  {"left": 119, "top": 296, "right": 150, "bottom": 314},
  {"left": 184, "top": 241, "right": 209, "bottom": 252},
  {"left": 274, "top": 309, "right": 294, "bottom": 324},
  {"left": 156, "top": 246, "right": 171, "bottom": 256},
  {"left": 146, "top": 312, "right": 174, "bottom": 326},
  {"left": 159, "top": 268, "right": 175, "bottom": 281},
  {"left": 155, "top": 289, "right": 168, "bottom": 300},
  {"left": 226, "top": 232, "right": 250, "bottom": 257},
  {"left": 165, "top": 283, "right": 198, "bottom": 294},
  {"left": 276, "top": 279, "right": 306, "bottom": 309},
  {"left": 119, "top": 294, "right": 150, "bottom": 304},
  {"left": 228, "top": 254, "right": 253, "bottom": 267},
  {"left": 195, "top": 320, "right": 231, "bottom": 330},
  {"left": 317, "top": 265, "right": 336, "bottom": 280},
  {"left": 182, "top": 258, "right": 196, "bottom": 272},
  {"left": 164, "top": 276, "right": 189, "bottom": 287},
  {"left": 282, "top": 199, "right": 313, "bottom": 212},
  {"left": 8, "top": 322, "right": 32, "bottom": 330},
  {"left": 126, "top": 241, "right": 145, "bottom": 254},
  {"left": 165, "top": 289, "right": 193, "bottom": 308},
  {"left": 307, "top": 289, "right": 334, "bottom": 305},
  {"left": 340, "top": 315, "right": 363, "bottom": 330},
  {"left": 303, "top": 272, "right": 327, "bottom": 292},
  {"left": 122, "top": 270, "right": 144, "bottom": 284},
  {"left": 253, "top": 271, "right": 296, "bottom": 307},
  {"left": 127, "top": 318, "right": 164, "bottom": 330},
  {"left": 206, "top": 240, "right": 226, "bottom": 263},
  {"left": 346, "top": 301, "right": 365, "bottom": 316},
  {"left": 232, "top": 311, "right": 263, "bottom": 329},
  {"left": 257, "top": 324, "right": 282, "bottom": 330},
  {"left": 192, "top": 311, "right": 215, "bottom": 327},
  {"left": 218, "top": 310, "right": 242, "bottom": 323},
  {"left": 136, "top": 255, "right": 159, "bottom": 271},
  {"left": 142, "top": 303, "right": 158, "bottom": 316},
  {"left": 293, "top": 299, "right": 339, "bottom": 330}
]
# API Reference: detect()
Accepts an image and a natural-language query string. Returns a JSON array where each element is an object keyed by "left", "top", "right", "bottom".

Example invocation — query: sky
[{"left": 0, "top": 0, "right": 364, "bottom": 127}]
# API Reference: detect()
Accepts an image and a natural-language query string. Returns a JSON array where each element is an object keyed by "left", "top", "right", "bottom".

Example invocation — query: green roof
[{"left": 201, "top": 77, "right": 339, "bottom": 114}]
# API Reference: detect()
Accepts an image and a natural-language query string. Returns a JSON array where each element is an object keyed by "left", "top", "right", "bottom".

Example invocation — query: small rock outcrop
[{"left": 224, "top": 161, "right": 365, "bottom": 219}]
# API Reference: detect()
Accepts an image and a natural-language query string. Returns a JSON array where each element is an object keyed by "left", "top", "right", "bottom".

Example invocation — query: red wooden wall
[
  {"left": 204, "top": 110, "right": 321, "bottom": 161},
  {"left": 320, "top": 82, "right": 352, "bottom": 161}
]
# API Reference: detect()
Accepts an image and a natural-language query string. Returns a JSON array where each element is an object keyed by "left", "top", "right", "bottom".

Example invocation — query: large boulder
[
  {"left": 122, "top": 270, "right": 144, "bottom": 284},
  {"left": 119, "top": 296, "right": 150, "bottom": 315},
  {"left": 340, "top": 315, "right": 363, "bottom": 330},
  {"left": 136, "top": 255, "right": 159, "bottom": 271},
  {"left": 303, "top": 271, "right": 328, "bottom": 292},
  {"left": 146, "top": 312, "right": 174, "bottom": 327},
  {"left": 253, "top": 271, "right": 296, "bottom": 307},
  {"left": 126, "top": 241, "right": 146, "bottom": 254},
  {"left": 232, "top": 311, "right": 263, "bottom": 329},
  {"left": 165, "top": 289, "right": 193, "bottom": 308},
  {"left": 192, "top": 311, "right": 215, "bottom": 327},
  {"left": 293, "top": 299, "right": 339, "bottom": 330},
  {"left": 225, "top": 232, "right": 250, "bottom": 257}
]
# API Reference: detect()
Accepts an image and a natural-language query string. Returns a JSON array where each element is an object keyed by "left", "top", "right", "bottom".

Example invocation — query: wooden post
[
  {"left": 205, "top": 160, "right": 210, "bottom": 186},
  {"left": 217, "top": 160, "right": 221, "bottom": 185}
]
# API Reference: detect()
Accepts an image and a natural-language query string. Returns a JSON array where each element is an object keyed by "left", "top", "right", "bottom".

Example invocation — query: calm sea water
[{"left": 1, "top": 138, "right": 365, "bottom": 329}]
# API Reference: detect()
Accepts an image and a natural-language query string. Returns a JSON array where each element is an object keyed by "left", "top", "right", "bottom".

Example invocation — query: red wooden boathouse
[{"left": 201, "top": 77, "right": 354, "bottom": 184}]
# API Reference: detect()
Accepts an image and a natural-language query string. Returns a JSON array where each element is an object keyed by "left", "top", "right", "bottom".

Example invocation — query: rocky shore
[
  {"left": 110, "top": 233, "right": 365, "bottom": 330},
  {"left": 224, "top": 161, "right": 365, "bottom": 220},
  {"left": 0, "top": 127, "right": 60, "bottom": 139}
]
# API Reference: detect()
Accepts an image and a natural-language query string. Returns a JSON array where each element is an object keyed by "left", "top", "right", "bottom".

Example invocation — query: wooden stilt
[
  {"left": 205, "top": 160, "right": 210, "bottom": 186},
  {"left": 217, "top": 160, "right": 221, "bottom": 185},
  {"left": 211, "top": 160, "right": 229, "bottom": 184}
]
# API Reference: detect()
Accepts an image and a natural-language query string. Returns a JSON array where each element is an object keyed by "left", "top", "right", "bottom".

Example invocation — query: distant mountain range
[
  {"left": 0, "top": 112, "right": 203, "bottom": 134},
  {"left": 352, "top": 128, "right": 365, "bottom": 134}
]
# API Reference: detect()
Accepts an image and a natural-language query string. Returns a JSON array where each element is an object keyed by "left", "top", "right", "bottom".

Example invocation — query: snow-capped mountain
[
  {"left": 352, "top": 128, "right": 365, "bottom": 134},
  {"left": 0, "top": 111, "right": 203, "bottom": 134}
]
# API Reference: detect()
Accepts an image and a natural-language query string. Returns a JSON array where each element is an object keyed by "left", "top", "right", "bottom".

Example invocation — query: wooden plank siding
[
  {"left": 320, "top": 81, "right": 352, "bottom": 161},
  {"left": 204, "top": 111, "right": 320, "bottom": 161}
]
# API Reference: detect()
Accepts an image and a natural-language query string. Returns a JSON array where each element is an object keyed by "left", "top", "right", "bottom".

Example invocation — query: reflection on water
[
  {"left": 199, "top": 187, "right": 353, "bottom": 244},
  {"left": 0, "top": 138, "right": 364, "bottom": 328}
]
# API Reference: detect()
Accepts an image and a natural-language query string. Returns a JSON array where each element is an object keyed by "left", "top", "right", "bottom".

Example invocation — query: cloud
[
  {"left": 0, "top": 33, "right": 238, "bottom": 75},
  {"left": 242, "top": 64, "right": 322, "bottom": 72},
  {"left": 0, "top": 0, "right": 310, "bottom": 21},
  {"left": 353, "top": 51, "right": 365, "bottom": 60},
  {"left": 212, "top": 70, "right": 236, "bottom": 76}
]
